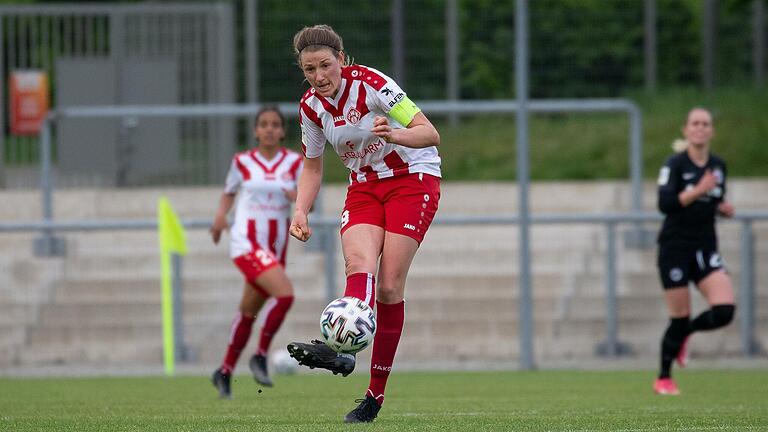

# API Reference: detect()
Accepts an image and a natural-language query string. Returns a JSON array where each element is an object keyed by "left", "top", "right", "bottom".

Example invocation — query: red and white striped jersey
[
  {"left": 299, "top": 65, "right": 441, "bottom": 183},
  {"left": 224, "top": 148, "right": 303, "bottom": 260}
]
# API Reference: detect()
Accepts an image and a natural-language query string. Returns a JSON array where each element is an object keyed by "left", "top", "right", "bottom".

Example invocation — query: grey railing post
[
  {"left": 245, "top": 0, "right": 258, "bottom": 103},
  {"left": 323, "top": 221, "right": 338, "bottom": 305},
  {"left": 172, "top": 253, "right": 188, "bottom": 362},
  {"left": 644, "top": 0, "right": 657, "bottom": 92},
  {"left": 597, "top": 221, "right": 633, "bottom": 357},
  {"left": 625, "top": 102, "right": 654, "bottom": 250},
  {"left": 739, "top": 219, "right": 758, "bottom": 356},
  {"left": 446, "top": 0, "right": 459, "bottom": 126},
  {"left": 33, "top": 116, "right": 65, "bottom": 256},
  {"left": 605, "top": 222, "right": 618, "bottom": 356},
  {"left": 515, "top": 0, "right": 535, "bottom": 371},
  {"left": 755, "top": 0, "right": 766, "bottom": 88},
  {"left": 390, "top": 0, "right": 405, "bottom": 87}
]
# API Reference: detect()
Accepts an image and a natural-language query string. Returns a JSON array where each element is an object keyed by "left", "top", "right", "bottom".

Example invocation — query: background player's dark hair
[
  {"left": 254, "top": 106, "right": 287, "bottom": 144},
  {"left": 254, "top": 105, "right": 286, "bottom": 130}
]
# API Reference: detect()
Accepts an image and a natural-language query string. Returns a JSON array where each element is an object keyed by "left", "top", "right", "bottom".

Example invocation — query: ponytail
[{"left": 671, "top": 139, "right": 688, "bottom": 153}]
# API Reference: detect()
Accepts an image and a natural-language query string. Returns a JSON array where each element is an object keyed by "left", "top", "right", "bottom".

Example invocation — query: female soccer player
[
  {"left": 654, "top": 107, "right": 736, "bottom": 395},
  {"left": 285, "top": 25, "right": 441, "bottom": 423},
  {"left": 210, "top": 106, "right": 303, "bottom": 399}
]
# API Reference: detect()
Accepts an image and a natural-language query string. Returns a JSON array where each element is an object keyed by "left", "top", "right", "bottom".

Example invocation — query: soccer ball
[
  {"left": 319, "top": 296, "right": 376, "bottom": 354},
  {"left": 271, "top": 348, "right": 300, "bottom": 375}
]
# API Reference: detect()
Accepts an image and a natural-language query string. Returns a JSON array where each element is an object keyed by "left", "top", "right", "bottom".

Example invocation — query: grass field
[{"left": 2, "top": 369, "right": 767, "bottom": 431}]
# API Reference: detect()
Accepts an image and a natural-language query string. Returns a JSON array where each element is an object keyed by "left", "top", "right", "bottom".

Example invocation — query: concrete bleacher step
[
  {"left": 33, "top": 299, "right": 328, "bottom": 327},
  {"left": 405, "top": 272, "right": 569, "bottom": 297},
  {"left": 60, "top": 250, "right": 325, "bottom": 278},
  {"left": 16, "top": 342, "right": 164, "bottom": 365}
]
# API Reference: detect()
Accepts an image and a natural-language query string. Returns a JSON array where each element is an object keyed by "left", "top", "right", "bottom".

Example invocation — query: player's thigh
[
  {"left": 663, "top": 287, "right": 691, "bottom": 317},
  {"left": 382, "top": 174, "right": 440, "bottom": 244},
  {"left": 340, "top": 185, "right": 385, "bottom": 237},
  {"left": 697, "top": 270, "right": 734, "bottom": 305},
  {"left": 240, "top": 282, "right": 267, "bottom": 315},
  {"left": 254, "top": 265, "right": 293, "bottom": 298},
  {"left": 377, "top": 231, "right": 420, "bottom": 303},
  {"left": 341, "top": 223, "right": 385, "bottom": 275},
  {"left": 233, "top": 248, "right": 287, "bottom": 296}
]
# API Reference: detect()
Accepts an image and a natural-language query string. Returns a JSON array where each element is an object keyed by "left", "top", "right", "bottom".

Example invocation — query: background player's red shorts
[
  {"left": 340, "top": 172, "right": 440, "bottom": 244},
  {"left": 233, "top": 248, "right": 281, "bottom": 295}
]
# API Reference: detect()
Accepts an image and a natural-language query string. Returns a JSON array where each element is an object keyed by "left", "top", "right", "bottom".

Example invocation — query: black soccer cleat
[
  {"left": 211, "top": 368, "right": 232, "bottom": 399},
  {"left": 286, "top": 340, "right": 355, "bottom": 377},
  {"left": 344, "top": 396, "right": 381, "bottom": 423},
  {"left": 249, "top": 354, "right": 273, "bottom": 387}
]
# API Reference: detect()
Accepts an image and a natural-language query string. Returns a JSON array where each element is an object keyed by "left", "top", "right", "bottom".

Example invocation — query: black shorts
[{"left": 657, "top": 246, "right": 725, "bottom": 289}]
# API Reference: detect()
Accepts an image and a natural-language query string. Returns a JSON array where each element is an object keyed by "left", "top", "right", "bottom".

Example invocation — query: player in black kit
[{"left": 653, "top": 107, "right": 736, "bottom": 395}]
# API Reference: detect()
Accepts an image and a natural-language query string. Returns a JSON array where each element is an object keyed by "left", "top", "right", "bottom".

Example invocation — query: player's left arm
[
  {"left": 367, "top": 69, "right": 439, "bottom": 148},
  {"left": 371, "top": 109, "right": 439, "bottom": 149}
]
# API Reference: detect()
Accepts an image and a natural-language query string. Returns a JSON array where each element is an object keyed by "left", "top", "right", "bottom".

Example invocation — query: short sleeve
[
  {"left": 657, "top": 157, "right": 681, "bottom": 214},
  {"left": 366, "top": 68, "right": 421, "bottom": 127},
  {"left": 299, "top": 105, "right": 326, "bottom": 159},
  {"left": 223, "top": 157, "right": 242, "bottom": 194},
  {"left": 368, "top": 69, "right": 407, "bottom": 115}
]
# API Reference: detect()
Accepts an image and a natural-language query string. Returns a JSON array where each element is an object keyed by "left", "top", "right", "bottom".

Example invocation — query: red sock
[
  {"left": 367, "top": 301, "right": 404, "bottom": 405},
  {"left": 344, "top": 273, "right": 376, "bottom": 309},
  {"left": 220, "top": 312, "right": 255, "bottom": 373},
  {"left": 257, "top": 296, "right": 294, "bottom": 356}
]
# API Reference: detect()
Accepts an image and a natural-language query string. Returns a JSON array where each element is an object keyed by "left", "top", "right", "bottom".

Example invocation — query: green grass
[
  {"left": 2, "top": 369, "right": 767, "bottom": 431},
  {"left": 306, "top": 87, "right": 768, "bottom": 183}
]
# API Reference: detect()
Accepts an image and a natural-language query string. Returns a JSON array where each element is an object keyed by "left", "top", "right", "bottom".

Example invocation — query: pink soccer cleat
[
  {"left": 653, "top": 378, "right": 681, "bottom": 395},
  {"left": 676, "top": 336, "right": 690, "bottom": 368}
]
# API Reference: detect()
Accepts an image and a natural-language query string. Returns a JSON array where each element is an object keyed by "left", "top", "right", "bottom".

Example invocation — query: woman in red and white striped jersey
[
  {"left": 210, "top": 106, "right": 303, "bottom": 399},
  {"left": 286, "top": 24, "right": 441, "bottom": 423}
]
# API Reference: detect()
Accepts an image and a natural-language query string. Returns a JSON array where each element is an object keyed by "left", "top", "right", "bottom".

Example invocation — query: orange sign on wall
[{"left": 9, "top": 70, "right": 50, "bottom": 136}]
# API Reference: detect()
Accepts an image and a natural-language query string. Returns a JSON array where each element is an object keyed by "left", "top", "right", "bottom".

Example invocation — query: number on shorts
[
  {"left": 341, "top": 210, "right": 350, "bottom": 228},
  {"left": 255, "top": 249, "right": 274, "bottom": 266}
]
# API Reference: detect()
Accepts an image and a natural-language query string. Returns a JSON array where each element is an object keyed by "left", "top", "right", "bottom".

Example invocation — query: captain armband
[{"left": 389, "top": 96, "right": 421, "bottom": 127}]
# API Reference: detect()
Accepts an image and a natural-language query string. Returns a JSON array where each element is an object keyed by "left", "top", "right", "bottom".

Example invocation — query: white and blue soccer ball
[{"left": 319, "top": 296, "right": 376, "bottom": 354}]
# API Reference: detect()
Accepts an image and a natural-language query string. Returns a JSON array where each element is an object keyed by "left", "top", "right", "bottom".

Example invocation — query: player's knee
[
  {"left": 344, "top": 252, "right": 373, "bottom": 275},
  {"left": 712, "top": 304, "right": 735, "bottom": 327},
  {"left": 376, "top": 285, "right": 402, "bottom": 304}
]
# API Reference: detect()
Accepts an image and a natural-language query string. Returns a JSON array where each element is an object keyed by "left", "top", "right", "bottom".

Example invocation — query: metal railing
[
  {"left": 1, "top": 210, "right": 765, "bottom": 363},
  {"left": 35, "top": 99, "right": 643, "bottom": 254},
  {"left": 13, "top": 101, "right": 764, "bottom": 365}
]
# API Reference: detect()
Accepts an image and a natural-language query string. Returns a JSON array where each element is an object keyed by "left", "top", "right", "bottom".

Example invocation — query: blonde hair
[{"left": 671, "top": 139, "right": 689, "bottom": 153}]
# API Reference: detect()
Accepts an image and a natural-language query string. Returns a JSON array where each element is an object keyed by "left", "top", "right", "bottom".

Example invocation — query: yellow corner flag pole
[{"left": 157, "top": 197, "right": 188, "bottom": 376}]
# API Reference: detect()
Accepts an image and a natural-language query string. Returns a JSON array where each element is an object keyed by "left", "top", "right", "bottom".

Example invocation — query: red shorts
[
  {"left": 340, "top": 173, "right": 440, "bottom": 244},
  {"left": 233, "top": 248, "right": 281, "bottom": 295}
]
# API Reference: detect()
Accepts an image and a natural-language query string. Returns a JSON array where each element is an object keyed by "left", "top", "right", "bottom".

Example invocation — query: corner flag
[{"left": 157, "top": 197, "right": 188, "bottom": 376}]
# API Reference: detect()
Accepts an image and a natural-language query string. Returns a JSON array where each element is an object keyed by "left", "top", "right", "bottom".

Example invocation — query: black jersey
[{"left": 656, "top": 151, "right": 726, "bottom": 248}]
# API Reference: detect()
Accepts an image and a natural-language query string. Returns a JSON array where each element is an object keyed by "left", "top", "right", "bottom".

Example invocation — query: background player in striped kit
[
  {"left": 285, "top": 25, "right": 441, "bottom": 423},
  {"left": 653, "top": 107, "right": 736, "bottom": 395},
  {"left": 210, "top": 106, "right": 303, "bottom": 399}
]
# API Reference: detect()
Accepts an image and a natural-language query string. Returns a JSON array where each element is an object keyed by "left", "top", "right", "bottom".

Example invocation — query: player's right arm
[
  {"left": 211, "top": 193, "right": 235, "bottom": 244},
  {"left": 291, "top": 105, "right": 326, "bottom": 242},
  {"left": 211, "top": 157, "right": 241, "bottom": 244},
  {"left": 291, "top": 156, "right": 322, "bottom": 242},
  {"left": 657, "top": 157, "right": 682, "bottom": 214}
]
